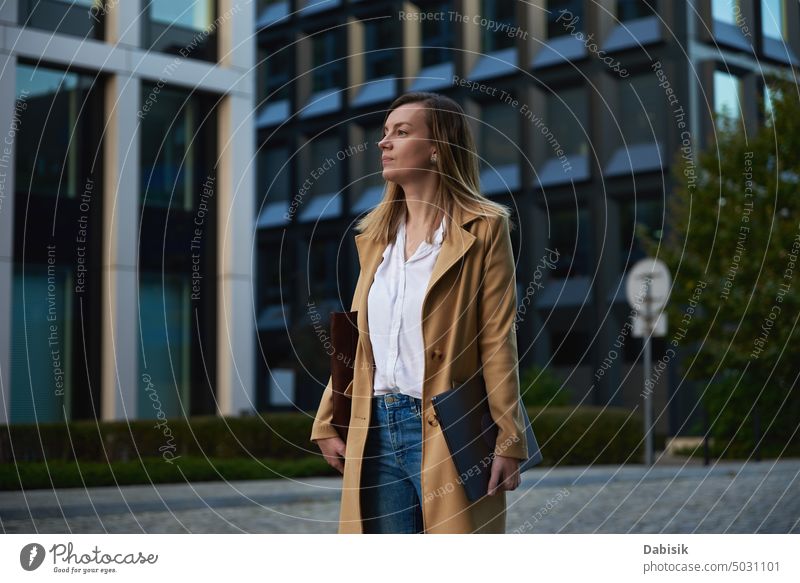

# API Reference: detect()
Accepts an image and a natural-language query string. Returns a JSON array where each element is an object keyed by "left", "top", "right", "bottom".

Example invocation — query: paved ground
[{"left": 1, "top": 455, "right": 798, "bottom": 534}]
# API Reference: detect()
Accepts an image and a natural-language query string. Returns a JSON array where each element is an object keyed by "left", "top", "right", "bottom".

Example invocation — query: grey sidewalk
[{"left": 1, "top": 458, "right": 798, "bottom": 533}]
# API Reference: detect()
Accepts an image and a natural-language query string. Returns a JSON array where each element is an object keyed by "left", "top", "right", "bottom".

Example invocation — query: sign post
[{"left": 626, "top": 258, "right": 671, "bottom": 466}]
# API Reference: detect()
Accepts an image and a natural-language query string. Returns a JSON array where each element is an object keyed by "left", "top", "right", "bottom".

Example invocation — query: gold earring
[{"left": 430, "top": 154, "right": 437, "bottom": 164}]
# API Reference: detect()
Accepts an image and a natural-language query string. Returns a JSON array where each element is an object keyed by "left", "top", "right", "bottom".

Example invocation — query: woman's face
[{"left": 378, "top": 103, "right": 436, "bottom": 184}]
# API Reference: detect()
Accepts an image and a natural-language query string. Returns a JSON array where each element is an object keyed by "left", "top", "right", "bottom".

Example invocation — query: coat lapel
[{"left": 352, "top": 204, "right": 480, "bottom": 383}]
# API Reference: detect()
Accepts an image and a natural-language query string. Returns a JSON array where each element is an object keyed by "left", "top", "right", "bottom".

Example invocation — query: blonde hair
[{"left": 355, "top": 92, "right": 513, "bottom": 245}]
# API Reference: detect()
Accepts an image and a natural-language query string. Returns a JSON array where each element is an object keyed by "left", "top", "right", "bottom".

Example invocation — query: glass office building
[
  {"left": 253, "top": 0, "right": 800, "bottom": 435},
  {"left": 0, "top": 0, "right": 256, "bottom": 424}
]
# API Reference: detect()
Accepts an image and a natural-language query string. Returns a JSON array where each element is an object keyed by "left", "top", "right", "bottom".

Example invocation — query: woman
[{"left": 310, "top": 92, "right": 529, "bottom": 533}]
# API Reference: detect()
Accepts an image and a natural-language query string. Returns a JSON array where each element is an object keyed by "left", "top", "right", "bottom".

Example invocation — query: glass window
[
  {"left": 259, "top": 40, "right": 293, "bottom": 101},
  {"left": 308, "top": 235, "right": 339, "bottom": 299},
  {"left": 712, "top": 0, "right": 739, "bottom": 24},
  {"left": 12, "top": 63, "right": 104, "bottom": 423},
  {"left": 620, "top": 199, "right": 663, "bottom": 273},
  {"left": 548, "top": 206, "right": 590, "bottom": 278},
  {"left": 257, "top": 0, "right": 290, "bottom": 28},
  {"left": 617, "top": 0, "right": 654, "bottom": 21},
  {"left": 365, "top": 18, "right": 398, "bottom": 79},
  {"left": 137, "top": 273, "right": 191, "bottom": 419},
  {"left": 258, "top": 146, "right": 292, "bottom": 203},
  {"left": 312, "top": 30, "right": 344, "bottom": 92},
  {"left": 548, "top": 0, "right": 583, "bottom": 39},
  {"left": 18, "top": 0, "right": 104, "bottom": 39},
  {"left": 15, "top": 64, "right": 96, "bottom": 198},
  {"left": 713, "top": 70, "right": 742, "bottom": 124},
  {"left": 546, "top": 86, "right": 589, "bottom": 158},
  {"left": 138, "top": 86, "right": 217, "bottom": 418},
  {"left": 145, "top": 0, "right": 217, "bottom": 62},
  {"left": 362, "top": 124, "right": 385, "bottom": 189},
  {"left": 259, "top": 239, "right": 296, "bottom": 307},
  {"left": 620, "top": 73, "right": 665, "bottom": 145},
  {"left": 304, "top": 134, "right": 341, "bottom": 196},
  {"left": 481, "top": 0, "right": 516, "bottom": 52},
  {"left": 140, "top": 86, "right": 199, "bottom": 211},
  {"left": 420, "top": 1, "right": 453, "bottom": 67},
  {"left": 480, "top": 101, "right": 520, "bottom": 168},
  {"left": 761, "top": 0, "right": 785, "bottom": 39},
  {"left": 10, "top": 265, "right": 72, "bottom": 422}
]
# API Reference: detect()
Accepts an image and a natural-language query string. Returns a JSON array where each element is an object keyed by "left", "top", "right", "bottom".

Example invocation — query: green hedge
[
  {"left": 0, "top": 406, "right": 644, "bottom": 489},
  {"left": 527, "top": 406, "right": 644, "bottom": 465},
  {"left": 0, "top": 413, "right": 316, "bottom": 463},
  {"left": 677, "top": 439, "right": 800, "bottom": 460},
  {"left": 1, "top": 456, "right": 337, "bottom": 491}
]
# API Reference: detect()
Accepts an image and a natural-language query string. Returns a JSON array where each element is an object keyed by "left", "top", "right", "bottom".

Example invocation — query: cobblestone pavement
[{"left": 1, "top": 458, "right": 797, "bottom": 534}]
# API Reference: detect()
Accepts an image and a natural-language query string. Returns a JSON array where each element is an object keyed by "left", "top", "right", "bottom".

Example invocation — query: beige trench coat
[{"left": 310, "top": 204, "right": 529, "bottom": 533}]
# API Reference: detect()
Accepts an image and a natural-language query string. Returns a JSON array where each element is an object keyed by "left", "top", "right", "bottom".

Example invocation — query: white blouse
[{"left": 367, "top": 215, "right": 447, "bottom": 400}]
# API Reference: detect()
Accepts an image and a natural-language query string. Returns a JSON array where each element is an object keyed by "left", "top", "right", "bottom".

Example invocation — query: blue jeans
[{"left": 360, "top": 392, "right": 424, "bottom": 534}]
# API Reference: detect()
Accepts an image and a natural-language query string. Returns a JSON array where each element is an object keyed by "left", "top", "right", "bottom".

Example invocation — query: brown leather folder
[{"left": 329, "top": 310, "right": 358, "bottom": 441}]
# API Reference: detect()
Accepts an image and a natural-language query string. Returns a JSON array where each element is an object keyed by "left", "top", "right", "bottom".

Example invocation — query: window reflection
[
  {"left": 145, "top": 0, "right": 217, "bottom": 62},
  {"left": 12, "top": 62, "right": 104, "bottom": 423},
  {"left": 150, "top": 0, "right": 213, "bottom": 29},
  {"left": 761, "top": 0, "right": 785, "bottom": 40},
  {"left": 713, "top": 70, "right": 742, "bottom": 124},
  {"left": 140, "top": 86, "right": 197, "bottom": 210},
  {"left": 10, "top": 266, "right": 72, "bottom": 422},
  {"left": 138, "top": 85, "right": 218, "bottom": 418},
  {"left": 137, "top": 273, "right": 191, "bottom": 419},
  {"left": 712, "top": 0, "right": 739, "bottom": 24},
  {"left": 15, "top": 64, "right": 94, "bottom": 198}
]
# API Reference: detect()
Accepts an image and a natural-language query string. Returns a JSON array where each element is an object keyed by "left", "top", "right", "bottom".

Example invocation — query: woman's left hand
[{"left": 487, "top": 454, "right": 521, "bottom": 496}]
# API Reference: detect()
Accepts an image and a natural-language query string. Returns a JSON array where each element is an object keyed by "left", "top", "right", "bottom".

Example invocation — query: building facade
[
  {"left": 254, "top": 0, "right": 798, "bottom": 435},
  {"left": 0, "top": 0, "right": 256, "bottom": 424}
]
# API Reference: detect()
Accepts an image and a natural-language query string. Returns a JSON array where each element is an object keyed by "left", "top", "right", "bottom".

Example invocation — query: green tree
[{"left": 638, "top": 74, "right": 800, "bottom": 457}]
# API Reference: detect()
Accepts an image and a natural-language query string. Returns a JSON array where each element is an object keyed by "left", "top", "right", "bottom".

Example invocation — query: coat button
[
  {"left": 432, "top": 348, "right": 443, "bottom": 360},
  {"left": 427, "top": 414, "right": 439, "bottom": 427}
]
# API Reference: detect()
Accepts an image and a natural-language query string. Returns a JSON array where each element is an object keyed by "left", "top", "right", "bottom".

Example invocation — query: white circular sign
[{"left": 626, "top": 258, "right": 671, "bottom": 313}]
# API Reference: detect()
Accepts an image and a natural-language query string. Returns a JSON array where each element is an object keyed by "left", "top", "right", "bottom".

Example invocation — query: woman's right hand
[{"left": 317, "top": 436, "right": 347, "bottom": 474}]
